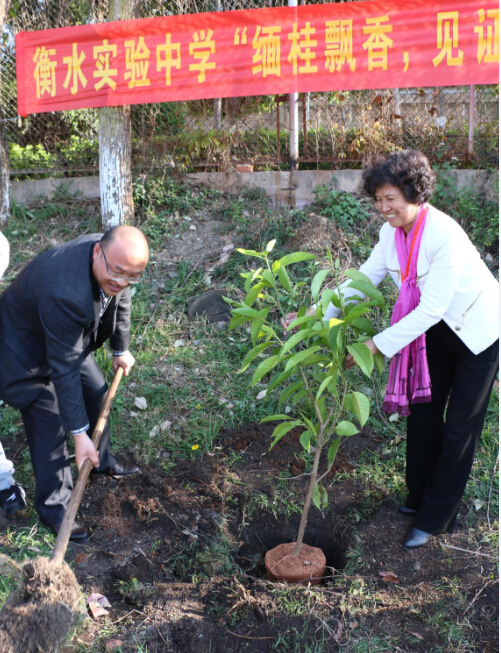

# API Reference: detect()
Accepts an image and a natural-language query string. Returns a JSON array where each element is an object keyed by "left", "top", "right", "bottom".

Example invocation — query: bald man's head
[{"left": 92, "top": 226, "right": 149, "bottom": 296}]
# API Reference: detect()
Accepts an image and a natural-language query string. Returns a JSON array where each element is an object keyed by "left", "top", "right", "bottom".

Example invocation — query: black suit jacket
[{"left": 0, "top": 234, "right": 131, "bottom": 431}]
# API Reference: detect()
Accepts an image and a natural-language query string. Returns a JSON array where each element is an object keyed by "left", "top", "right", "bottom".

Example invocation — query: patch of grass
[{"left": 115, "top": 577, "right": 156, "bottom": 605}]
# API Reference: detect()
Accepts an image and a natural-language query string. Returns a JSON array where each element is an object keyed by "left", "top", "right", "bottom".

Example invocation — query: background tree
[{"left": 99, "top": 0, "right": 138, "bottom": 228}]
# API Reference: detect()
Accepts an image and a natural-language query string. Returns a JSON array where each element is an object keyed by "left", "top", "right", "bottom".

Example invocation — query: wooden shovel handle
[{"left": 51, "top": 367, "right": 124, "bottom": 565}]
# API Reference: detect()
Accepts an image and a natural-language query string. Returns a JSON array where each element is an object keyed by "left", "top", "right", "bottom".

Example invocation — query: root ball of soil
[
  {"left": 0, "top": 557, "right": 83, "bottom": 653},
  {"left": 265, "top": 542, "right": 326, "bottom": 586}
]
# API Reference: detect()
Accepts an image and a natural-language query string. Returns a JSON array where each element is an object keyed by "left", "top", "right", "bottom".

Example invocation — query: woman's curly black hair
[{"left": 362, "top": 150, "right": 435, "bottom": 204}]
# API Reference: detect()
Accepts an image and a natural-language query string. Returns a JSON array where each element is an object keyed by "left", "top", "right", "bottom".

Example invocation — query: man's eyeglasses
[{"left": 100, "top": 247, "right": 143, "bottom": 285}]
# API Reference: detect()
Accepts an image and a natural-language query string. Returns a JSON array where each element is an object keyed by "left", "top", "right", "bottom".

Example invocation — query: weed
[
  {"left": 115, "top": 577, "right": 156, "bottom": 605},
  {"left": 311, "top": 187, "right": 370, "bottom": 231}
]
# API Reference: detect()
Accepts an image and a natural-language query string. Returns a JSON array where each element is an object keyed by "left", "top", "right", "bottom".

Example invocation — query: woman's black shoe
[
  {"left": 399, "top": 505, "right": 417, "bottom": 516},
  {"left": 404, "top": 527, "right": 431, "bottom": 549}
]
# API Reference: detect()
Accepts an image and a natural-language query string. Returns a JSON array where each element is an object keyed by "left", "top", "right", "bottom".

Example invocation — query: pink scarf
[{"left": 381, "top": 205, "right": 432, "bottom": 416}]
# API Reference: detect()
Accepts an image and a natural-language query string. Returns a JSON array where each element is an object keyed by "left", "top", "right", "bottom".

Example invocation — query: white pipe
[
  {"left": 288, "top": 0, "right": 299, "bottom": 170},
  {"left": 214, "top": 0, "right": 222, "bottom": 129}
]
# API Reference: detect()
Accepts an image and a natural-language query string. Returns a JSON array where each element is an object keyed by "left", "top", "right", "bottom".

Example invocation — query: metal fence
[{"left": 2, "top": 0, "right": 499, "bottom": 178}]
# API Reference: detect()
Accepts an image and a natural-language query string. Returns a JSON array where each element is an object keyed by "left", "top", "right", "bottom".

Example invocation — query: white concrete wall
[{"left": 10, "top": 169, "right": 496, "bottom": 209}]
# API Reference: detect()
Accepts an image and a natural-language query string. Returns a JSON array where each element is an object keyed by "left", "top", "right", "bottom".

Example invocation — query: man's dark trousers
[{"left": 20, "top": 355, "right": 114, "bottom": 528}]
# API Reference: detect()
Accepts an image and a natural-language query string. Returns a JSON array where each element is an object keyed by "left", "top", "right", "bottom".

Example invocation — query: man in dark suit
[{"left": 0, "top": 225, "right": 149, "bottom": 541}]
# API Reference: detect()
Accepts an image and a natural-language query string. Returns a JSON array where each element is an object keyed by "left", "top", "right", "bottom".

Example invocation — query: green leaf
[
  {"left": 346, "top": 343, "right": 374, "bottom": 377},
  {"left": 317, "top": 396, "right": 327, "bottom": 421},
  {"left": 312, "top": 483, "right": 328, "bottom": 509},
  {"left": 347, "top": 280, "right": 384, "bottom": 307},
  {"left": 284, "top": 346, "right": 321, "bottom": 371},
  {"left": 327, "top": 439, "right": 341, "bottom": 467},
  {"left": 251, "top": 355, "right": 280, "bottom": 385},
  {"left": 320, "top": 288, "right": 341, "bottom": 313},
  {"left": 261, "top": 269, "right": 276, "bottom": 289},
  {"left": 292, "top": 388, "right": 308, "bottom": 405},
  {"left": 250, "top": 318, "right": 265, "bottom": 345},
  {"left": 229, "top": 313, "right": 251, "bottom": 331},
  {"left": 346, "top": 391, "right": 370, "bottom": 427},
  {"left": 277, "top": 266, "right": 292, "bottom": 292},
  {"left": 312, "top": 482, "right": 321, "bottom": 510},
  {"left": 344, "top": 269, "right": 372, "bottom": 285},
  {"left": 239, "top": 342, "right": 272, "bottom": 373},
  {"left": 260, "top": 414, "right": 293, "bottom": 423},
  {"left": 280, "top": 329, "right": 313, "bottom": 356},
  {"left": 244, "top": 283, "right": 265, "bottom": 307},
  {"left": 335, "top": 420, "right": 359, "bottom": 437},
  {"left": 299, "top": 353, "right": 331, "bottom": 367},
  {"left": 302, "top": 415, "right": 318, "bottom": 436},
  {"left": 350, "top": 317, "right": 375, "bottom": 336},
  {"left": 299, "top": 430, "right": 312, "bottom": 451},
  {"left": 244, "top": 267, "right": 263, "bottom": 292},
  {"left": 311, "top": 269, "right": 330, "bottom": 302},
  {"left": 374, "top": 352, "right": 385, "bottom": 374},
  {"left": 279, "top": 252, "right": 317, "bottom": 267},
  {"left": 236, "top": 247, "right": 265, "bottom": 258},
  {"left": 343, "top": 304, "right": 375, "bottom": 323},
  {"left": 268, "top": 366, "right": 295, "bottom": 392},
  {"left": 287, "top": 314, "right": 317, "bottom": 330},
  {"left": 316, "top": 373, "right": 337, "bottom": 402},
  {"left": 232, "top": 306, "right": 269, "bottom": 319},
  {"left": 278, "top": 379, "right": 304, "bottom": 406},
  {"left": 270, "top": 420, "right": 302, "bottom": 449},
  {"left": 328, "top": 323, "right": 344, "bottom": 355}
]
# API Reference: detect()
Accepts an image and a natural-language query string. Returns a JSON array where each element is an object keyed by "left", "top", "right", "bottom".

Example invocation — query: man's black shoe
[
  {"left": 0, "top": 483, "right": 27, "bottom": 516},
  {"left": 399, "top": 505, "right": 417, "bottom": 516},
  {"left": 50, "top": 521, "right": 90, "bottom": 543},
  {"left": 404, "top": 527, "right": 432, "bottom": 549},
  {"left": 93, "top": 459, "right": 139, "bottom": 479}
]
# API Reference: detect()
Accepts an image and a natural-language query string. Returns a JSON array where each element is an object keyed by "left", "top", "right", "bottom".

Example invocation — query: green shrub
[{"left": 311, "top": 187, "right": 369, "bottom": 231}]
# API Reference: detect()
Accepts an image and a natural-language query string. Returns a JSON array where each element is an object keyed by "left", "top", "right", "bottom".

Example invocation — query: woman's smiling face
[{"left": 374, "top": 184, "right": 420, "bottom": 234}]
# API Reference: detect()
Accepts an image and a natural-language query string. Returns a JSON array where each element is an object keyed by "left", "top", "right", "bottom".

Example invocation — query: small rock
[
  {"left": 173, "top": 339, "right": 186, "bottom": 348},
  {"left": 189, "top": 225, "right": 196, "bottom": 231},
  {"left": 410, "top": 561, "right": 422, "bottom": 572}
]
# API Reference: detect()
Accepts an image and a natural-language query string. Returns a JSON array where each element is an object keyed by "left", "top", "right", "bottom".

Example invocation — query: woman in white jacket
[{"left": 285, "top": 150, "right": 499, "bottom": 549}]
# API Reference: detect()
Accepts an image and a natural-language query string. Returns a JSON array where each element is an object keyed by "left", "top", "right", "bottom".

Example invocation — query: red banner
[{"left": 16, "top": 0, "right": 499, "bottom": 116}]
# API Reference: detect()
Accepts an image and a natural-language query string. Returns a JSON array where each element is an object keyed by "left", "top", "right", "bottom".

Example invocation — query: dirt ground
[{"left": 1, "top": 421, "right": 497, "bottom": 653}]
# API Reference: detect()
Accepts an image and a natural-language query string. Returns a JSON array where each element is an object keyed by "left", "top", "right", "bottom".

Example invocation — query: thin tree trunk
[
  {"left": 0, "top": 0, "right": 10, "bottom": 225},
  {"left": 99, "top": 0, "right": 137, "bottom": 229}
]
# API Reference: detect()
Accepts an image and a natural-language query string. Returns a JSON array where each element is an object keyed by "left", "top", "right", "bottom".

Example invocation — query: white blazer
[{"left": 324, "top": 204, "right": 499, "bottom": 358}]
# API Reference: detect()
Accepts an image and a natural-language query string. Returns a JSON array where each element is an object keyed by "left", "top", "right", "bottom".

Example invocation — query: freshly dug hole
[{"left": 0, "top": 556, "right": 83, "bottom": 653}]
